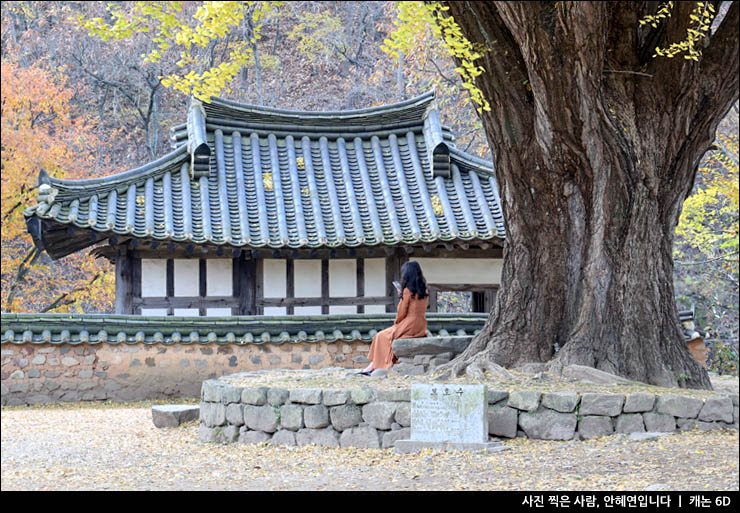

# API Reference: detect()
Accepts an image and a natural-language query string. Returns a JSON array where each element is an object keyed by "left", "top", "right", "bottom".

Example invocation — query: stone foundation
[
  {"left": 1, "top": 341, "right": 369, "bottom": 405},
  {"left": 198, "top": 378, "right": 740, "bottom": 448}
]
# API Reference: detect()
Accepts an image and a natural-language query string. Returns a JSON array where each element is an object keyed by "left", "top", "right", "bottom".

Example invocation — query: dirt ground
[{"left": 1, "top": 403, "right": 737, "bottom": 491}]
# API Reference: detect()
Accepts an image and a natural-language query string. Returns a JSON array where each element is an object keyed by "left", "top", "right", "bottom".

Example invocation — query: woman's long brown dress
[{"left": 367, "top": 288, "right": 428, "bottom": 370}]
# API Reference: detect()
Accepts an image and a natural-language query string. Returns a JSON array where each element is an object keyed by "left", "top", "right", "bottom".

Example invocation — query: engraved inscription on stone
[{"left": 410, "top": 384, "right": 488, "bottom": 444}]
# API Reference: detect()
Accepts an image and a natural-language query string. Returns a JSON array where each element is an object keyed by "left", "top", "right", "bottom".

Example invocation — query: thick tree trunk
[{"left": 436, "top": 2, "right": 739, "bottom": 389}]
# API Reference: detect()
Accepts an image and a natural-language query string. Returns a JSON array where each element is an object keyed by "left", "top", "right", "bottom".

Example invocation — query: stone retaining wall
[
  {"left": 1, "top": 342, "right": 369, "bottom": 406},
  {"left": 198, "top": 381, "right": 740, "bottom": 447}
]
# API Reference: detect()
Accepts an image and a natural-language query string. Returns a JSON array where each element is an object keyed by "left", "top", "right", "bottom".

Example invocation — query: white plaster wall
[
  {"left": 263, "top": 307, "right": 286, "bottom": 315},
  {"left": 364, "top": 258, "right": 385, "bottom": 296},
  {"left": 330, "top": 306, "right": 357, "bottom": 314},
  {"left": 141, "top": 308, "right": 168, "bottom": 316},
  {"left": 206, "top": 308, "right": 232, "bottom": 316},
  {"left": 363, "top": 259, "right": 387, "bottom": 314},
  {"left": 207, "top": 259, "right": 232, "bottom": 296},
  {"left": 328, "top": 260, "right": 358, "bottom": 313},
  {"left": 294, "top": 306, "right": 322, "bottom": 315},
  {"left": 364, "top": 305, "right": 387, "bottom": 314},
  {"left": 174, "top": 259, "right": 199, "bottom": 296},
  {"left": 413, "top": 258, "right": 503, "bottom": 285},
  {"left": 329, "top": 259, "right": 356, "bottom": 297},
  {"left": 263, "top": 260, "right": 286, "bottom": 298},
  {"left": 294, "top": 260, "right": 321, "bottom": 297},
  {"left": 141, "top": 259, "right": 166, "bottom": 297},
  {"left": 173, "top": 308, "right": 200, "bottom": 316}
]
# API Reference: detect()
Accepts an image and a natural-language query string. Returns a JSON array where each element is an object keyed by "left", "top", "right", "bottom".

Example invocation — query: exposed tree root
[{"left": 431, "top": 336, "right": 515, "bottom": 381}]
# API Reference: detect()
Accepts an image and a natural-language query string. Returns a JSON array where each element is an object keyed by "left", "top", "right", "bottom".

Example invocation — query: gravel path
[{"left": 1, "top": 405, "right": 738, "bottom": 491}]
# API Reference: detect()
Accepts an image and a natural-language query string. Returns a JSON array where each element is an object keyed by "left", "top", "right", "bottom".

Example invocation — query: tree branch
[
  {"left": 3, "top": 246, "right": 40, "bottom": 312},
  {"left": 676, "top": 250, "right": 740, "bottom": 266},
  {"left": 700, "top": 0, "right": 739, "bottom": 102},
  {"left": 39, "top": 273, "right": 101, "bottom": 313},
  {"left": 71, "top": 54, "right": 150, "bottom": 128}
]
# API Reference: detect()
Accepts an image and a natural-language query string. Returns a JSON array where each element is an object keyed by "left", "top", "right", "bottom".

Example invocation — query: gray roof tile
[
  {"left": 1, "top": 313, "right": 488, "bottom": 346},
  {"left": 25, "top": 91, "right": 505, "bottom": 258}
]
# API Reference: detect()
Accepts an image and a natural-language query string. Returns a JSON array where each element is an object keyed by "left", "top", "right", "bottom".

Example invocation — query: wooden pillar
[
  {"left": 166, "top": 259, "right": 174, "bottom": 315},
  {"left": 386, "top": 248, "right": 408, "bottom": 312},
  {"left": 197, "top": 258, "right": 207, "bottom": 316},
  {"left": 132, "top": 256, "right": 141, "bottom": 314},
  {"left": 114, "top": 248, "right": 134, "bottom": 314},
  {"left": 321, "top": 259, "right": 329, "bottom": 314},
  {"left": 356, "top": 257, "right": 364, "bottom": 314},
  {"left": 235, "top": 255, "right": 258, "bottom": 316},
  {"left": 255, "top": 258, "right": 264, "bottom": 315},
  {"left": 286, "top": 259, "right": 295, "bottom": 315}
]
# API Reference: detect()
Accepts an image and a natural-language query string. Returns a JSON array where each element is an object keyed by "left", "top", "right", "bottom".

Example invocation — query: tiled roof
[
  {"left": 25, "top": 91, "right": 505, "bottom": 259},
  {"left": 0, "top": 313, "right": 487, "bottom": 346}
]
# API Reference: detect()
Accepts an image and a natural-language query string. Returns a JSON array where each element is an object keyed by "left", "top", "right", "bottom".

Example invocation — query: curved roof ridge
[
  {"left": 200, "top": 90, "right": 436, "bottom": 130},
  {"left": 448, "top": 146, "right": 494, "bottom": 173},
  {"left": 44, "top": 144, "right": 189, "bottom": 199},
  {"left": 205, "top": 89, "right": 435, "bottom": 119}
]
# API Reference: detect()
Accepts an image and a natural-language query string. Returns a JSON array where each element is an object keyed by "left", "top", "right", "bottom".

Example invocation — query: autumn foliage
[{"left": 1, "top": 57, "right": 114, "bottom": 313}]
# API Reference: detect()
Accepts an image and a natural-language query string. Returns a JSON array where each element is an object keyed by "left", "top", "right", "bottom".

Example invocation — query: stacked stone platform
[{"left": 198, "top": 375, "right": 739, "bottom": 448}]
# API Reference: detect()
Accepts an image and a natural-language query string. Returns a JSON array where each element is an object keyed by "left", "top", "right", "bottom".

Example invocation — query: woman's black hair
[{"left": 400, "top": 260, "right": 428, "bottom": 300}]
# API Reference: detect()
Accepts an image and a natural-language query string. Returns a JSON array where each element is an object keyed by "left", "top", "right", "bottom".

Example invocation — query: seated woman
[{"left": 359, "top": 260, "right": 429, "bottom": 375}]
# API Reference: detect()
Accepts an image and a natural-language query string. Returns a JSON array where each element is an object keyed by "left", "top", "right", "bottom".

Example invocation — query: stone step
[{"left": 152, "top": 404, "right": 200, "bottom": 428}]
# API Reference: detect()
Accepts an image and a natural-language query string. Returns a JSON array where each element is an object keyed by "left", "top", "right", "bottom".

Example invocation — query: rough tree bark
[{"left": 436, "top": 2, "right": 739, "bottom": 389}]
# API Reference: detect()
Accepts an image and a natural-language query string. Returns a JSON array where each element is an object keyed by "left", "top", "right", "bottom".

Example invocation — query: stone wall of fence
[
  {"left": 198, "top": 379, "right": 740, "bottom": 447},
  {"left": 0, "top": 341, "right": 370, "bottom": 406}
]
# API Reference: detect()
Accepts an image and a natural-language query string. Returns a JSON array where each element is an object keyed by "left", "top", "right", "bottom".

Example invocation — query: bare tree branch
[
  {"left": 39, "top": 273, "right": 101, "bottom": 313},
  {"left": 3, "top": 246, "right": 40, "bottom": 312}
]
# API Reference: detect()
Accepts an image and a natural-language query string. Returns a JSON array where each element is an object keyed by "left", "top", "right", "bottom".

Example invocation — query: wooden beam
[
  {"left": 243, "top": 257, "right": 257, "bottom": 315},
  {"left": 166, "top": 259, "right": 174, "bottom": 297},
  {"left": 199, "top": 259, "right": 207, "bottom": 296},
  {"left": 426, "top": 283, "right": 499, "bottom": 292},
  {"left": 356, "top": 257, "right": 364, "bottom": 314},
  {"left": 132, "top": 256, "right": 142, "bottom": 311},
  {"left": 286, "top": 258, "right": 295, "bottom": 315},
  {"left": 428, "top": 288, "right": 438, "bottom": 313},
  {"left": 255, "top": 259, "right": 264, "bottom": 315},
  {"left": 402, "top": 247, "right": 504, "bottom": 259},
  {"left": 134, "top": 296, "right": 238, "bottom": 309},
  {"left": 125, "top": 242, "right": 504, "bottom": 263},
  {"left": 166, "top": 259, "right": 174, "bottom": 315},
  {"left": 386, "top": 249, "right": 402, "bottom": 313},
  {"left": 321, "top": 259, "right": 329, "bottom": 314},
  {"left": 199, "top": 258, "right": 207, "bottom": 315},
  {"left": 261, "top": 296, "right": 393, "bottom": 307}
]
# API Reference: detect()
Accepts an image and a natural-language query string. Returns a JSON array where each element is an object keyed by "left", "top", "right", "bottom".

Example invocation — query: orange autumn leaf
[{"left": 1, "top": 56, "right": 114, "bottom": 313}]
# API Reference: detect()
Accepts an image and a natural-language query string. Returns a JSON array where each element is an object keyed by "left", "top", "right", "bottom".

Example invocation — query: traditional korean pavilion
[{"left": 23, "top": 90, "right": 506, "bottom": 317}]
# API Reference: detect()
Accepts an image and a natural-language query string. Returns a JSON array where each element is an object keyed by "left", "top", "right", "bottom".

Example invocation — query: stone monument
[{"left": 395, "top": 384, "right": 505, "bottom": 453}]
